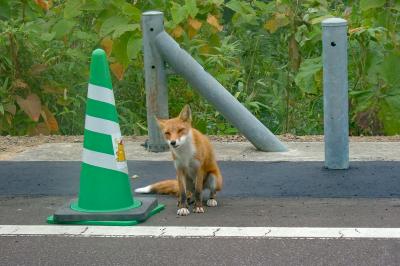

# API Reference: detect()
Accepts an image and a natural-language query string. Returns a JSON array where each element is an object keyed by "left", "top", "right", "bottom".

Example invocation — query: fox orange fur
[{"left": 135, "top": 105, "right": 223, "bottom": 216}]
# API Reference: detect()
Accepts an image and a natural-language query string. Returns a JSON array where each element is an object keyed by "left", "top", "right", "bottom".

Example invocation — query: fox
[{"left": 134, "top": 105, "right": 223, "bottom": 216}]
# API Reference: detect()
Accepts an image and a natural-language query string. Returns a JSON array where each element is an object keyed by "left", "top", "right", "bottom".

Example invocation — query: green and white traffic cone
[{"left": 47, "top": 49, "right": 164, "bottom": 226}]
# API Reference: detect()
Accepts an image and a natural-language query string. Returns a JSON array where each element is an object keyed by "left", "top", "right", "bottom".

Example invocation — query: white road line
[{"left": 1, "top": 226, "right": 400, "bottom": 239}]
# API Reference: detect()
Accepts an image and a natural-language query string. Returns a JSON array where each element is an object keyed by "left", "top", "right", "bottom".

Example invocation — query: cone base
[
  {"left": 47, "top": 197, "right": 164, "bottom": 226},
  {"left": 70, "top": 199, "right": 142, "bottom": 213}
]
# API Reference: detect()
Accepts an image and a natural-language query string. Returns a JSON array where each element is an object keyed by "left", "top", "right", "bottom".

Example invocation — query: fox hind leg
[{"left": 205, "top": 173, "right": 218, "bottom": 207}]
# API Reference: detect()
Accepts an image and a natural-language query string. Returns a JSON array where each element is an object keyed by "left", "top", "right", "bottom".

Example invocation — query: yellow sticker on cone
[
  {"left": 116, "top": 139, "right": 126, "bottom": 162},
  {"left": 112, "top": 133, "right": 128, "bottom": 171}
]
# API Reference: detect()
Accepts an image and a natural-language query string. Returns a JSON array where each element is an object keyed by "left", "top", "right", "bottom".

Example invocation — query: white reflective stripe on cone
[
  {"left": 82, "top": 148, "right": 128, "bottom": 174},
  {"left": 87, "top": 84, "right": 115, "bottom": 105},
  {"left": 84, "top": 115, "right": 121, "bottom": 135}
]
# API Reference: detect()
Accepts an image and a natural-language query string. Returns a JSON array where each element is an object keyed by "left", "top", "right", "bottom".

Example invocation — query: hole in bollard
[
  {"left": 150, "top": 28, "right": 154, "bottom": 31},
  {"left": 331, "top": 41, "right": 336, "bottom": 47},
  {"left": 151, "top": 65, "right": 155, "bottom": 69}
]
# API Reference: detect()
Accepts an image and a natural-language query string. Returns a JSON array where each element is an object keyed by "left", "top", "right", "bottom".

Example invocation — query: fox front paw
[
  {"left": 193, "top": 206, "right": 205, "bottom": 213},
  {"left": 177, "top": 208, "right": 190, "bottom": 216},
  {"left": 207, "top": 199, "right": 218, "bottom": 207}
]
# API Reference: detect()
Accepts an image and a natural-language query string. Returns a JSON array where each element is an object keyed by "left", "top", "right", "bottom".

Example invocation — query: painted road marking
[{"left": 1, "top": 226, "right": 400, "bottom": 239}]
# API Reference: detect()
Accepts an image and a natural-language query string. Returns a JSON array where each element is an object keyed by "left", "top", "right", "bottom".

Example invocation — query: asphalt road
[
  {"left": 1, "top": 160, "right": 400, "bottom": 197},
  {"left": 1, "top": 196, "right": 400, "bottom": 227},
  {"left": 1, "top": 236, "right": 399, "bottom": 266},
  {"left": 1, "top": 160, "right": 400, "bottom": 265}
]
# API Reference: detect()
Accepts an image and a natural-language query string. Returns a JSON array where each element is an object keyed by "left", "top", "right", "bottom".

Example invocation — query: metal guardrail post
[
  {"left": 322, "top": 18, "right": 349, "bottom": 169},
  {"left": 153, "top": 31, "right": 287, "bottom": 152},
  {"left": 141, "top": 11, "right": 169, "bottom": 152}
]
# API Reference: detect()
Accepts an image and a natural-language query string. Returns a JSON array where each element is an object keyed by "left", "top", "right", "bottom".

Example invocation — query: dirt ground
[{"left": 1, "top": 134, "right": 399, "bottom": 160}]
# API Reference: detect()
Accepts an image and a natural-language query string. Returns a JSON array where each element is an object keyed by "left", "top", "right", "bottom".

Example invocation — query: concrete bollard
[
  {"left": 154, "top": 31, "right": 287, "bottom": 152},
  {"left": 141, "top": 11, "right": 169, "bottom": 152},
  {"left": 322, "top": 18, "right": 349, "bottom": 169}
]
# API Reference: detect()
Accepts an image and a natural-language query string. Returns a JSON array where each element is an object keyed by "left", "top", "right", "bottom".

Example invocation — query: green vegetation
[{"left": 0, "top": 0, "right": 399, "bottom": 136}]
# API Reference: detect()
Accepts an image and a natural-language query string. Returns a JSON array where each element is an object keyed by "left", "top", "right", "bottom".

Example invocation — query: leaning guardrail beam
[{"left": 154, "top": 31, "right": 287, "bottom": 152}]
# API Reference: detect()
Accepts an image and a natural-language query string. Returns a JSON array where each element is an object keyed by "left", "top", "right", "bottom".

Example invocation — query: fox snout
[
  {"left": 169, "top": 140, "right": 178, "bottom": 148},
  {"left": 167, "top": 134, "right": 188, "bottom": 149}
]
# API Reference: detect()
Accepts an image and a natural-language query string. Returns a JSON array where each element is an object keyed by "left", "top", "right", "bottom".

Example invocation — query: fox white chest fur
[{"left": 172, "top": 130, "right": 199, "bottom": 177}]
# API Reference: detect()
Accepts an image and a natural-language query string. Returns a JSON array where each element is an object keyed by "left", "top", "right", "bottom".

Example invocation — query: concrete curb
[{"left": 5, "top": 141, "right": 400, "bottom": 162}]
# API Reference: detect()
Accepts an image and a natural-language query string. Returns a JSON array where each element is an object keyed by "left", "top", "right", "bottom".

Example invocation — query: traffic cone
[{"left": 47, "top": 49, "right": 164, "bottom": 225}]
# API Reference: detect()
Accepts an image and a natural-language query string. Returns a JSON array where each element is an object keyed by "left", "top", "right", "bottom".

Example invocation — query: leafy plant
[{"left": 0, "top": 0, "right": 399, "bottom": 136}]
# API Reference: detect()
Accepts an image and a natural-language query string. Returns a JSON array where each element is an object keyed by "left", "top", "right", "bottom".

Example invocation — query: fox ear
[{"left": 179, "top": 105, "right": 192, "bottom": 123}]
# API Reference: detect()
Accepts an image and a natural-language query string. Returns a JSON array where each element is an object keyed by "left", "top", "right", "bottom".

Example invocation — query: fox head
[{"left": 156, "top": 105, "right": 192, "bottom": 149}]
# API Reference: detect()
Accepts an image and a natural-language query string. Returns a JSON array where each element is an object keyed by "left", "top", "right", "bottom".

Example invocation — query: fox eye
[
  {"left": 164, "top": 132, "right": 170, "bottom": 136},
  {"left": 178, "top": 128, "right": 184, "bottom": 133}
]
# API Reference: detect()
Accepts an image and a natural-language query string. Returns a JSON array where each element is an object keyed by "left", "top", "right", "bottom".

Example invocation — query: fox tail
[{"left": 134, "top": 179, "right": 178, "bottom": 196}]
